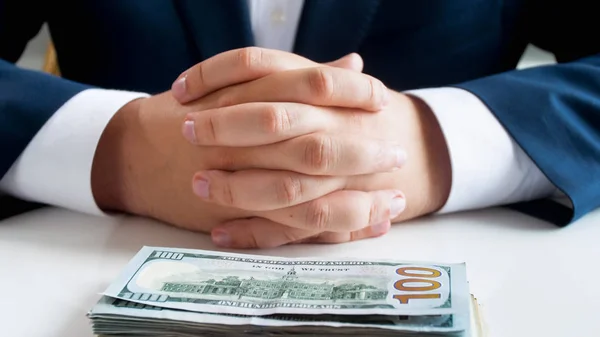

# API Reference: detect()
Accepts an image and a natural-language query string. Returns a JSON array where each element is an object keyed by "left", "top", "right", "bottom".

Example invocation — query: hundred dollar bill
[
  {"left": 88, "top": 295, "right": 476, "bottom": 336},
  {"left": 103, "top": 247, "right": 469, "bottom": 322}
]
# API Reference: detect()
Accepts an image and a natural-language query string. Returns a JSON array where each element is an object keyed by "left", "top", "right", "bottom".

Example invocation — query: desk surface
[{"left": 1, "top": 207, "right": 598, "bottom": 337}]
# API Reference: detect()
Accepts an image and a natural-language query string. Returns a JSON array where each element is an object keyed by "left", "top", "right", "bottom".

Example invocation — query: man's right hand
[
  {"left": 90, "top": 48, "right": 406, "bottom": 247},
  {"left": 91, "top": 90, "right": 254, "bottom": 233}
]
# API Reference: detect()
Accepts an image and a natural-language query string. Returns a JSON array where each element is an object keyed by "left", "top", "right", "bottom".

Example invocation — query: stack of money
[{"left": 88, "top": 246, "right": 481, "bottom": 336}]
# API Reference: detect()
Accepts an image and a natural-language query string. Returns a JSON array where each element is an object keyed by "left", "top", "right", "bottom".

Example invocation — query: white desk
[{"left": 1, "top": 206, "right": 598, "bottom": 337}]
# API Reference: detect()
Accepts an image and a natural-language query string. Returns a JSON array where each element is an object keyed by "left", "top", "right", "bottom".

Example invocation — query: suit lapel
[
  {"left": 174, "top": 0, "right": 254, "bottom": 60},
  {"left": 294, "top": 0, "right": 381, "bottom": 62}
]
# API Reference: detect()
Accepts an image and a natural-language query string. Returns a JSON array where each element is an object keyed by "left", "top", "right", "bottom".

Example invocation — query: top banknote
[{"left": 104, "top": 246, "right": 469, "bottom": 320}]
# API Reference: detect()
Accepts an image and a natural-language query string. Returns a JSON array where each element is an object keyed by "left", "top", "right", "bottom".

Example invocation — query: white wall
[{"left": 17, "top": 24, "right": 556, "bottom": 71}]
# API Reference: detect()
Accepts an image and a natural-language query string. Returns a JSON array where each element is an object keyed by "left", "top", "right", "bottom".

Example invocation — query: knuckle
[
  {"left": 220, "top": 179, "right": 237, "bottom": 206},
  {"left": 195, "top": 63, "right": 207, "bottom": 86},
  {"left": 303, "top": 135, "right": 335, "bottom": 173},
  {"left": 261, "top": 105, "right": 292, "bottom": 135},
  {"left": 307, "top": 68, "right": 335, "bottom": 101},
  {"left": 276, "top": 175, "right": 303, "bottom": 205},
  {"left": 341, "top": 197, "right": 373, "bottom": 231},
  {"left": 199, "top": 113, "right": 219, "bottom": 144},
  {"left": 237, "top": 47, "right": 264, "bottom": 71},
  {"left": 367, "top": 196, "right": 383, "bottom": 225},
  {"left": 306, "top": 199, "right": 332, "bottom": 231},
  {"left": 367, "top": 77, "right": 379, "bottom": 104}
]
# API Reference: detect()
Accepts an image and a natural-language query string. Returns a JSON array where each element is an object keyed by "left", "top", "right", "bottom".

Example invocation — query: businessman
[{"left": 1, "top": 1, "right": 599, "bottom": 249}]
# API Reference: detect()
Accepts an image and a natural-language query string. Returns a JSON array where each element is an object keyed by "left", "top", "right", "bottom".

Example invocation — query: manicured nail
[
  {"left": 371, "top": 221, "right": 390, "bottom": 235},
  {"left": 212, "top": 230, "right": 231, "bottom": 247},
  {"left": 390, "top": 194, "right": 406, "bottom": 218},
  {"left": 193, "top": 177, "right": 210, "bottom": 198},
  {"left": 183, "top": 119, "right": 197, "bottom": 144},
  {"left": 171, "top": 75, "right": 187, "bottom": 101},
  {"left": 381, "top": 84, "right": 390, "bottom": 106}
]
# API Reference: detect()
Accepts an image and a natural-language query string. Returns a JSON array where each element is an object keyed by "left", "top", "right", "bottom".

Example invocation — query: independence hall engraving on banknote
[{"left": 161, "top": 268, "right": 387, "bottom": 301}]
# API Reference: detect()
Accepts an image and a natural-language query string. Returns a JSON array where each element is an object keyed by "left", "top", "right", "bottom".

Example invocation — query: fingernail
[
  {"left": 171, "top": 75, "right": 187, "bottom": 101},
  {"left": 371, "top": 221, "right": 390, "bottom": 235},
  {"left": 390, "top": 194, "right": 406, "bottom": 218},
  {"left": 381, "top": 84, "right": 390, "bottom": 106},
  {"left": 193, "top": 177, "right": 210, "bottom": 198},
  {"left": 183, "top": 119, "right": 197, "bottom": 144},
  {"left": 395, "top": 147, "right": 407, "bottom": 167},
  {"left": 212, "top": 230, "right": 231, "bottom": 247}
]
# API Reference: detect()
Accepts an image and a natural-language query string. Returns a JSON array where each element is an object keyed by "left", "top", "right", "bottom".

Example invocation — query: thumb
[
  {"left": 210, "top": 217, "right": 389, "bottom": 249},
  {"left": 211, "top": 218, "right": 320, "bottom": 249},
  {"left": 324, "top": 53, "right": 364, "bottom": 72}
]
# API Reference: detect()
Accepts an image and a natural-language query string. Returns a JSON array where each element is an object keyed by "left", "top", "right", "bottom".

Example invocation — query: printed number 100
[{"left": 393, "top": 267, "right": 442, "bottom": 304}]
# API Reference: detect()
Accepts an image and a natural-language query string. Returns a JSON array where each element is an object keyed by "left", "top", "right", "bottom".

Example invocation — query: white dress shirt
[{"left": 0, "top": 0, "right": 561, "bottom": 215}]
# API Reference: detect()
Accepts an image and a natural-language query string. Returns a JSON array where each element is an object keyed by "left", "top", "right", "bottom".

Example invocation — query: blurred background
[{"left": 17, "top": 24, "right": 557, "bottom": 71}]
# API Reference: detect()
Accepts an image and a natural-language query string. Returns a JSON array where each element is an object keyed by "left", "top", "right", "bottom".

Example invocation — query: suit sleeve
[
  {"left": 452, "top": 1, "right": 600, "bottom": 225},
  {"left": 0, "top": 1, "right": 90, "bottom": 177}
]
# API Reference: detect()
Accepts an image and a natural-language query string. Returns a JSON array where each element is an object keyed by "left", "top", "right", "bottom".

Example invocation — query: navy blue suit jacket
[{"left": 1, "top": 0, "right": 599, "bottom": 224}]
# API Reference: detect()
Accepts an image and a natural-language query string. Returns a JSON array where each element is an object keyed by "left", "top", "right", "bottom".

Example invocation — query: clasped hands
[{"left": 93, "top": 48, "right": 451, "bottom": 249}]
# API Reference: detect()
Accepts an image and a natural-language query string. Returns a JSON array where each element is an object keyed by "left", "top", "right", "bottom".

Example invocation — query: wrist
[
  {"left": 91, "top": 97, "right": 146, "bottom": 214},
  {"left": 404, "top": 93, "right": 452, "bottom": 214}
]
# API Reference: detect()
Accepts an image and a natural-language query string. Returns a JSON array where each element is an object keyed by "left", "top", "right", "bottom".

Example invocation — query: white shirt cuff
[
  {"left": 0, "top": 89, "right": 149, "bottom": 215},
  {"left": 405, "top": 87, "right": 564, "bottom": 213}
]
